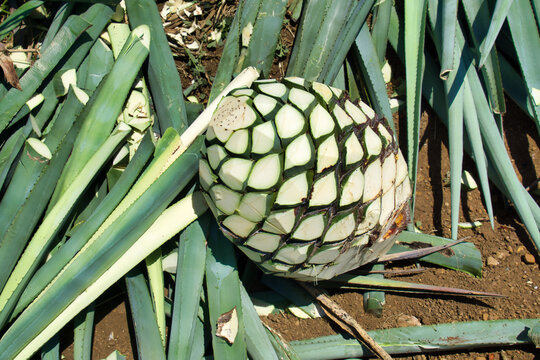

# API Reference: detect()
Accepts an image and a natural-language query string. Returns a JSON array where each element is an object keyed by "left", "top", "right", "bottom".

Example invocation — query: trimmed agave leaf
[
  {"left": 348, "top": 24, "right": 394, "bottom": 130},
  {"left": 240, "top": 285, "right": 279, "bottom": 360},
  {"left": 13, "top": 134, "right": 153, "bottom": 317},
  {"left": 144, "top": 248, "right": 166, "bottom": 347},
  {"left": 0, "top": 0, "right": 45, "bottom": 41},
  {"left": 206, "top": 223, "right": 247, "bottom": 359},
  {"left": 506, "top": 0, "right": 540, "bottom": 133},
  {"left": 41, "top": 3, "right": 74, "bottom": 50},
  {"left": 404, "top": 0, "right": 428, "bottom": 223},
  {"left": 478, "top": 0, "right": 515, "bottom": 68},
  {"left": 0, "top": 7, "right": 106, "bottom": 134},
  {"left": 168, "top": 215, "right": 209, "bottom": 360},
  {"left": 371, "top": 0, "right": 392, "bottom": 63},
  {"left": 243, "top": 0, "right": 287, "bottom": 77},
  {"left": 438, "top": 0, "right": 458, "bottom": 79},
  {"left": 0, "top": 125, "right": 131, "bottom": 329},
  {"left": 291, "top": 319, "right": 540, "bottom": 359},
  {"left": 362, "top": 263, "right": 385, "bottom": 317},
  {"left": 40, "top": 334, "right": 59, "bottom": 360},
  {"left": 73, "top": 305, "right": 95, "bottom": 360},
  {"left": 461, "top": 0, "right": 506, "bottom": 115},
  {"left": 49, "top": 24, "right": 150, "bottom": 206},
  {"left": 427, "top": 0, "right": 465, "bottom": 240},
  {"left": 125, "top": 0, "right": 189, "bottom": 133},
  {"left": 390, "top": 230, "right": 482, "bottom": 277},
  {"left": 261, "top": 275, "right": 323, "bottom": 319},
  {"left": 125, "top": 267, "right": 166, "bottom": 360}
]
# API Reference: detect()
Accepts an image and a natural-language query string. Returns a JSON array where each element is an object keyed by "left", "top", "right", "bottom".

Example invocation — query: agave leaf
[
  {"left": 206, "top": 223, "right": 247, "bottom": 359},
  {"left": 0, "top": 12, "right": 94, "bottom": 134},
  {"left": 348, "top": 24, "right": 393, "bottom": 130},
  {"left": 261, "top": 275, "right": 323, "bottom": 319},
  {"left": 506, "top": 0, "right": 540, "bottom": 133},
  {"left": 73, "top": 304, "right": 94, "bottom": 360},
  {"left": 40, "top": 334, "right": 60, "bottom": 360},
  {"left": 13, "top": 134, "right": 153, "bottom": 318},
  {"left": 41, "top": 3, "right": 74, "bottom": 50},
  {"left": 404, "top": 0, "right": 428, "bottom": 223},
  {"left": 371, "top": 0, "right": 392, "bottom": 63},
  {"left": 125, "top": 267, "right": 166, "bottom": 359},
  {"left": 461, "top": 0, "right": 506, "bottom": 115},
  {"left": 427, "top": 0, "right": 465, "bottom": 240},
  {"left": 324, "top": 274, "right": 503, "bottom": 297},
  {"left": 391, "top": 231, "right": 482, "bottom": 277},
  {"left": 244, "top": 0, "right": 288, "bottom": 77},
  {"left": 438, "top": 0, "right": 458, "bottom": 79},
  {"left": 168, "top": 215, "right": 209, "bottom": 359},
  {"left": 291, "top": 319, "right": 540, "bottom": 359},
  {"left": 125, "top": 0, "right": 189, "bottom": 133},
  {"left": 362, "top": 263, "right": 384, "bottom": 317},
  {"left": 478, "top": 0, "right": 514, "bottom": 68},
  {"left": 240, "top": 285, "right": 280, "bottom": 360},
  {"left": 0, "top": 0, "right": 45, "bottom": 41}
]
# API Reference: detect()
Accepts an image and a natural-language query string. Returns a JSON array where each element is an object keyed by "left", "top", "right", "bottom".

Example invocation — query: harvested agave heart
[{"left": 199, "top": 77, "right": 411, "bottom": 280}]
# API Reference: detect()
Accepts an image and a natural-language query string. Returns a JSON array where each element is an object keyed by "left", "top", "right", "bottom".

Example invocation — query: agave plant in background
[{"left": 0, "top": 0, "right": 538, "bottom": 359}]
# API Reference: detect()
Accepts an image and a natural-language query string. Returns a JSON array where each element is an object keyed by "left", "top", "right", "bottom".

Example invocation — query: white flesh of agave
[
  {"left": 225, "top": 129, "right": 249, "bottom": 154},
  {"left": 223, "top": 215, "right": 256, "bottom": 238},
  {"left": 356, "top": 198, "right": 381, "bottom": 235},
  {"left": 332, "top": 105, "right": 354, "bottom": 130},
  {"left": 292, "top": 213, "right": 325, "bottom": 240},
  {"left": 340, "top": 167, "right": 364, "bottom": 207},
  {"left": 396, "top": 152, "right": 408, "bottom": 185},
  {"left": 263, "top": 209, "right": 296, "bottom": 234},
  {"left": 251, "top": 122, "right": 276, "bottom": 154},
  {"left": 309, "top": 104, "right": 335, "bottom": 139},
  {"left": 285, "top": 134, "right": 312, "bottom": 170},
  {"left": 379, "top": 185, "right": 395, "bottom": 227},
  {"left": 218, "top": 157, "right": 253, "bottom": 191},
  {"left": 199, "top": 160, "right": 215, "bottom": 191},
  {"left": 316, "top": 136, "right": 339, "bottom": 173},
  {"left": 232, "top": 88, "right": 256, "bottom": 97},
  {"left": 209, "top": 185, "right": 242, "bottom": 215},
  {"left": 210, "top": 96, "right": 257, "bottom": 142},
  {"left": 312, "top": 81, "right": 333, "bottom": 104},
  {"left": 344, "top": 100, "right": 367, "bottom": 124},
  {"left": 253, "top": 93, "right": 278, "bottom": 116},
  {"left": 245, "top": 232, "right": 281, "bottom": 253},
  {"left": 364, "top": 126, "right": 382, "bottom": 158},
  {"left": 237, "top": 192, "right": 271, "bottom": 222},
  {"left": 351, "top": 234, "right": 369, "bottom": 247},
  {"left": 284, "top": 76, "right": 306, "bottom": 87},
  {"left": 381, "top": 155, "right": 396, "bottom": 193},
  {"left": 363, "top": 158, "right": 382, "bottom": 202},
  {"left": 330, "top": 86, "right": 343, "bottom": 98},
  {"left": 275, "top": 243, "right": 311, "bottom": 264},
  {"left": 258, "top": 82, "right": 287, "bottom": 98},
  {"left": 323, "top": 213, "right": 355, "bottom": 243},
  {"left": 395, "top": 176, "right": 412, "bottom": 207},
  {"left": 207, "top": 144, "right": 227, "bottom": 170},
  {"left": 359, "top": 101, "right": 376, "bottom": 119},
  {"left": 276, "top": 172, "right": 308, "bottom": 206},
  {"left": 275, "top": 104, "right": 305, "bottom": 140},
  {"left": 344, "top": 134, "right": 364, "bottom": 166},
  {"left": 247, "top": 154, "right": 280, "bottom": 189},
  {"left": 289, "top": 88, "right": 315, "bottom": 112},
  {"left": 309, "top": 172, "right": 337, "bottom": 207}
]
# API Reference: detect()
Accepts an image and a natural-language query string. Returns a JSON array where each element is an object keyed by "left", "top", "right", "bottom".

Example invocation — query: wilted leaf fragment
[
  {"left": 27, "top": 137, "right": 52, "bottom": 160},
  {"left": 0, "top": 53, "right": 21, "bottom": 90},
  {"left": 216, "top": 307, "right": 238, "bottom": 345}
]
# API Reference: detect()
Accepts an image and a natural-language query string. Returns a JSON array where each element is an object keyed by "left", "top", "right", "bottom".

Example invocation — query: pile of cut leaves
[{"left": 0, "top": 0, "right": 538, "bottom": 359}]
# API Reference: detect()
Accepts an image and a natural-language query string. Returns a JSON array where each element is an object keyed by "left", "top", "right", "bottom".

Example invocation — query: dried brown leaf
[{"left": 0, "top": 52, "right": 21, "bottom": 90}]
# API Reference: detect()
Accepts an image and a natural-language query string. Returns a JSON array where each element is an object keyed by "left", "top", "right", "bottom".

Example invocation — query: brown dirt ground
[{"left": 12, "top": 1, "right": 536, "bottom": 359}]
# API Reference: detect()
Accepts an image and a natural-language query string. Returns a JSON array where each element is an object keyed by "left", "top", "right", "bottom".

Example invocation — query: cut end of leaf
[{"left": 216, "top": 307, "right": 239, "bottom": 345}]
